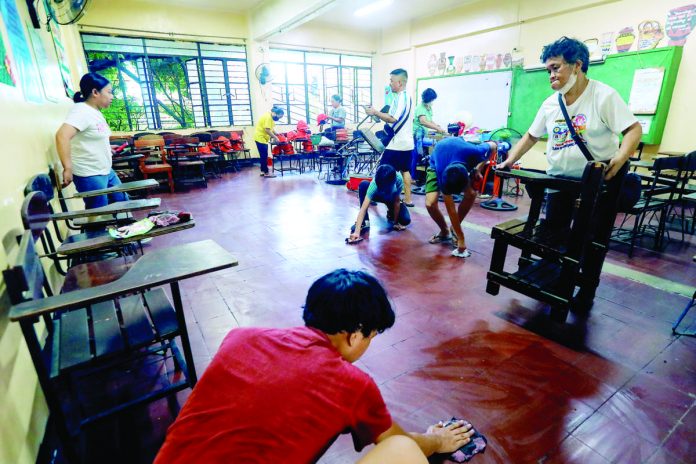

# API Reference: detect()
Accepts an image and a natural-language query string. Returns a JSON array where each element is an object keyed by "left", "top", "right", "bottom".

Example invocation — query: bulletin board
[
  {"left": 507, "top": 46, "right": 683, "bottom": 145},
  {"left": 415, "top": 69, "right": 512, "bottom": 131}
]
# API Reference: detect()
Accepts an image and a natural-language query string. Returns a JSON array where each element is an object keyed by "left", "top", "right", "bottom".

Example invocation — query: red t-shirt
[{"left": 155, "top": 326, "right": 392, "bottom": 463}]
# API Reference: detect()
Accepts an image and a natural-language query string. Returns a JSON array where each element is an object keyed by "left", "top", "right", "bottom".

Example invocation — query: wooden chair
[
  {"left": 486, "top": 162, "right": 610, "bottom": 322},
  {"left": 134, "top": 138, "right": 175, "bottom": 193},
  {"left": 5, "top": 232, "right": 237, "bottom": 462},
  {"left": 168, "top": 137, "right": 207, "bottom": 188}
]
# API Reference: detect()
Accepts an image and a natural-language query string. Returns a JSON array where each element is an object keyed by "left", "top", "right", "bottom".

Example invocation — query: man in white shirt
[{"left": 366, "top": 69, "right": 415, "bottom": 206}]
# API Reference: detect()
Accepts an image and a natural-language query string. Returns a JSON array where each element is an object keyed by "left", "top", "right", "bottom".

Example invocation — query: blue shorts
[{"left": 380, "top": 149, "right": 411, "bottom": 172}]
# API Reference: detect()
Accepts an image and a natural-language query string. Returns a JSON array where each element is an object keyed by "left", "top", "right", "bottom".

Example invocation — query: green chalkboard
[{"left": 507, "top": 46, "right": 683, "bottom": 145}]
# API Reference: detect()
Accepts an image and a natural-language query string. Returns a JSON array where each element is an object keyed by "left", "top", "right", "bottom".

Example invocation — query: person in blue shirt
[
  {"left": 348, "top": 165, "right": 412, "bottom": 243},
  {"left": 425, "top": 137, "right": 507, "bottom": 258}
]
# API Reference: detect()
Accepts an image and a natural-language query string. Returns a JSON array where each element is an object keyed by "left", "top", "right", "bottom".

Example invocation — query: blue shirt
[{"left": 429, "top": 138, "right": 490, "bottom": 187}]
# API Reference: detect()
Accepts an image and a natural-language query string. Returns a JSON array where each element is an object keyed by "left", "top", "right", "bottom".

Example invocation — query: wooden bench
[
  {"left": 6, "top": 233, "right": 237, "bottom": 463},
  {"left": 486, "top": 162, "right": 612, "bottom": 322}
]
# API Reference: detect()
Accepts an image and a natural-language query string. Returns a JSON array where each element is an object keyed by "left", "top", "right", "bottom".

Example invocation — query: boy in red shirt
[{"left": 155, "top": 269, "right": 473, "bottom": 463}]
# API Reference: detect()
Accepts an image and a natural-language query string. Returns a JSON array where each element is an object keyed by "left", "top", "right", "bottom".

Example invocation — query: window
[
  {"left": 81, "top": 34, "right": 252, "bottom": 131},
  {"left": 269, "top": 49, "right": 372, "bottom": 125}
]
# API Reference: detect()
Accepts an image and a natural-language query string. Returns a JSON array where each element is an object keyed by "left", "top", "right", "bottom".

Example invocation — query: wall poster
[{"left": 0, "top": 0, "right": 43, "bottom": 102}]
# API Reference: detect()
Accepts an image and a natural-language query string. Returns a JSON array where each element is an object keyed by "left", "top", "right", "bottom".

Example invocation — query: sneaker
[{"left": 451, "top": 248, "right": 472, "bottom": 258}]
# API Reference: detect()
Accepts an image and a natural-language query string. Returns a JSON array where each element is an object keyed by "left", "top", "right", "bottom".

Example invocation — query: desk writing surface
[
  {"left": 50, "top": 199, "right": 160, "bottom": 221},
  {"left": 67, "top": 179, "right": 159, "bottom": 199},
  {"left": 10, "top": 239, "right": 237, "bottom": 320}
]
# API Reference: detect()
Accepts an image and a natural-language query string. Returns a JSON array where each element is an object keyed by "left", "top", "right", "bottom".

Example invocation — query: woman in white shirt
[
  {"left": 55, "top": 72, "right": 127, "bottom": 209},
  {"left": 496, "top": 36, "right": 642, "bottom": 313}
]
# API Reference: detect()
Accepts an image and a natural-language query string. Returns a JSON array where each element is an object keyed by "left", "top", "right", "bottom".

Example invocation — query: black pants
[
  {"left": 358, "top": 180, "right": 411, "bottom": 225},
  {"left": 255, "top": 141, "right": 269, "bottom": 174}
]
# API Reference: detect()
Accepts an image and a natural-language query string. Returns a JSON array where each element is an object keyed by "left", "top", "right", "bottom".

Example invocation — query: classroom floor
[{"left": 80, "top": 167, "right": 695, "bottom": 463}]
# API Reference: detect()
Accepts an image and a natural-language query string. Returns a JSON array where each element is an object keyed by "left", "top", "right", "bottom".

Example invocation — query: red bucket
[{"left": 346, "top": 175, "right": 372, "bottom": 191}]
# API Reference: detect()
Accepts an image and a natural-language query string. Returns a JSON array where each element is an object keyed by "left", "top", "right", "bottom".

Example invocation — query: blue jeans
[
  {"left": 358, "top": 180, "right": 411, "bottom": 225},
  {"left": 255, "top": 141, "right": 269, "bottom": 174},
  {"left": 72, "top": 170, "right": 128, "bottom": 209}
]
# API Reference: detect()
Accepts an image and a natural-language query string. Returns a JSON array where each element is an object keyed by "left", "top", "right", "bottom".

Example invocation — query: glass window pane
[
  {"left": 286, "top": 63, "right": 305, "bottom": 85},
  {"left": 341, "top": 54, "right": 372, "bottom": 67},
  {"left": 270, "top": 49, "right": 304, "bottom": 63},
  {"left": 306, "top": 52, "right": 339, "bottom": 65}
]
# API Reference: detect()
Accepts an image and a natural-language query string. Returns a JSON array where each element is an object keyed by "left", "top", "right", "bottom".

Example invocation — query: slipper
[
  {"left": 429, "top": 233, "right": 451, "bottom": 244},
  {"left": 451, "top": 248, "right": 472, "bottom": 258},
  {"left": 403, "top": 202, "right": 415, "bottom": 207},
  {"left": 260, "top": 172, "right": 266, "bottom": 176},
  {"left": 345, "top": 237, "right": 364, "bottom": 244},
  {"left": 263, "top": 174, "right": 277, "bottom": 178}
]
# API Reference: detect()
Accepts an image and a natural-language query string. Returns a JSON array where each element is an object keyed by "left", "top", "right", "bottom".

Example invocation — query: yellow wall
[
  {"left": 0, "top": 1, "right": 86, "bottom": 462},
  {"left": 376, "top": 0, "right": 696, "bottom": 169}
]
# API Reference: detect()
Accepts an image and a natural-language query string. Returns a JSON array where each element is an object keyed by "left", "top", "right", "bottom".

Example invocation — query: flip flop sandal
[
  {"left": 403, "top": 202, "right": 415, "bottom": 207},
  {"left": 345, "top": 237, "right": 364, "bottom": 244},
  {"left": 429, "top": 233, "right": 451, "bottom": 244}
]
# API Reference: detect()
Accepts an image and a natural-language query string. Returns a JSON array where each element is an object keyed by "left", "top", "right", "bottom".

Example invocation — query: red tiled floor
[{"left": 79, "top": 169, "right": 695, "bottom": 463}]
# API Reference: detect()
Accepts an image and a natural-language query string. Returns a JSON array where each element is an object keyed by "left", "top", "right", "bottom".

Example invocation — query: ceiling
[
  {"left": 131, "top": 0, "right": 478, "bottom": 30},
  {"left": 311, "top": 0, "right": 479, "bottom": 30}
]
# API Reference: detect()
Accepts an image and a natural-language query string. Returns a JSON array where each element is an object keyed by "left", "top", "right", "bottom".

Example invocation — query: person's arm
[
  {"left": 365, "top": 106, "right": 397, "bottom": 124},
  {"left": 350, "top": 196, "right": 372, "bottom": 241},
  {"left": 265, "top": 127, "right": 279, "bottom": 143},
  {"left": 376, "top": 420, "right": 473, "bottom": 457},
  {"left": 55, "top": 123, "right": 78, "bottom": 187},
  {"left": 496, "top": 132, "right": 539, "bottom": 169},
  {"left": 419, "top": 116, "right": 445, "bottom": 133},
  {"left": 391, "top": 196, "right": 406, "bottom": 230},
  {"left": 606, "top": 124, "right": 642, "bottom": 180}
]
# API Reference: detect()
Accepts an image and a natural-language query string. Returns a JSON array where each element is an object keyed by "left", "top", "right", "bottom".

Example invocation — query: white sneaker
[{"left": 451, "top": 248, "right": 471, "bottom": 258}]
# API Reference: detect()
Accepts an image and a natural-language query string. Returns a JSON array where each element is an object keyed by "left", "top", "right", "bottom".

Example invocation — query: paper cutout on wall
[
  {"left": 584, "top": 38, "right": 601, "bottom": 60},
  {"left": 0, "top": 31, "right": 15, "bottom": 86},
  {"left": 49, "top": 22, "right": 74, "bottom": 96},
  {"left": 511, "top": 51, "right": 524, "bottom": 67},
  {"left": 26, "top": 23, "right": 64, "bottom": 101},
  {"left": 485, "top": 54, "right": 496, "bottom": 70},
  {"left": 463, "top": 55, "right": 472, "bottom": 72},
  {"left": 666, "top": 4, "right": 696, "bottom": 46},
  {"left": 0, "top": 0, "right": 43, "bottom": 102},
  {"left": 637, "top": 20, "right": 664, "bottom": 50},
  {"left": 427, "top": 54, "right": 437, "bottom": 76},
  {"left": 479, "top": 55, "right": 486, "bottom": 71},
  {"left": 446, "top": 56, "right": 455, "bottom": 75},
  {"left": 495, "top": 54, "right": 503, "bottom": 69},
  {"left": 437, "top": 52, "right": 447, "bottom": 75},
  {"left": 503, "top": 53, "right": 512, "bottom": 68},
  {"left": 600, "top": 32, "right": 614, "bottom": 56},
  {"left": 471, "top": 55, "right": 480, "bottom": 72},
  {"left": 615, "top": 27, "right": 636, "bottom": 52},
  {"left": 454, "top": 56, "right": 463, "bottom": 73}
]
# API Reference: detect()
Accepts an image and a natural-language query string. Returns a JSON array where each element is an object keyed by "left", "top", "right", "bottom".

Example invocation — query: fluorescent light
[{"left": 354, "top": 0, "right": 394, "bottom": 17}]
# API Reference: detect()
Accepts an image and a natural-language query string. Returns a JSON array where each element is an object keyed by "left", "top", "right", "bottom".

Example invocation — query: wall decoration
[
  {"left": 0, "top": 0, "right": 43, "bottom": 102},
  {"left": 665, "top": 4, "right": 696, "bottom": 45},
  {"left": 584, "top": 38, "right": 601, "bottom": 60},
  {"left": 503, "top": 53, "right": 512, "bottom": 68},
  {"left": 485, "top": 54, "right": 496, "bottom": 70},
  {"left": 427, "top": 53, "right": 437, "bottom": 76},
  {"left": 495, "top": 54, "right": 503, "bottom": 69},
  {"left": 437, "top": 52, "right": 446, "bottom": 75},
  {"left": 600, "top": 32, "right": 614, "bottom": 56},
  {"left": 511, "top": 51, "right": 524, "bottom": 67},
  {"left": 26, "top": 22, "right": 64, "bottom": 101},
  {"left": 49, "top": 22, "right": 74, "bottom": 96},
  {"left": 637, "top": 20, "right": 664, "bottom": 50},
  {"left": 463, "top": 55, "right": 472, "bottom": 72},
  {"left": 471, "top": 55, "right": 480, "bottom": 72},
  {"left": 478, "top": 55, "right": 486, "bottom": 71},
  {"left": 446, "top": 55, "right": 456, "bottom": 74},
  {"left": 0, "top": 30, "right": 15, "bottom": 86},
  {"left": 615, "top": 26, "right": 636, "bottom": 52},
  {"left": 454, "top": 56, "right": 463, "bottom": 73},
  {"left": 628, "top": 67, "right": 665, "bottom": 114}
]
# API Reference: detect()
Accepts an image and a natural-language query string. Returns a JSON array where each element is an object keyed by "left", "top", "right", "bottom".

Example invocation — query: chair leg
[
  {"left": 167, "top": 171, "right": 175, "bottom": 193},
  {"left": 672, "top": 290, "right": 696, "bottom": 337}
]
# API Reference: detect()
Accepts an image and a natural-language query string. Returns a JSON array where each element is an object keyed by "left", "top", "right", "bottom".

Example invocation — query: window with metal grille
[
  {"left": 269, "top": 49, "right": 372, "bottom": 125},
  {"left": 81, "top": 34, "right": 252, "bottom": 131}
]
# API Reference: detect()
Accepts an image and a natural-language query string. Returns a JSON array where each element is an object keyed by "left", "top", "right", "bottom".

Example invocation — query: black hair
[
  {"left": 421, "top": 88, "right": 437, "bottom": 104},
  {"left": 73, "top": 72, "right": 110, "bottom": 103},
  {"left": 390, "top": 68, "right": 408, "bottom": 81},
  {"left": 442, "top": 162, "right": 469, "bottom": 195},
  {"left": 540, "top": 36, "right": 590, "bottom": 73},
  {"left": 374, "top": 164, "right": 396, "bottom": 190},
  {"left": 331, "top": 94, "right": 342, "bottom": 104},
  {"left": 271, "top": 106, "right": 285, "bottom": 117},
  {"left": 303, "top": 269, "right": 395, "bottom": 337}
]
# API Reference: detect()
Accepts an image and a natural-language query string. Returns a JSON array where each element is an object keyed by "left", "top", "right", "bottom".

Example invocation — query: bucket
[{"left": 346, "top": 175, "right": 372, "bottom": 191}]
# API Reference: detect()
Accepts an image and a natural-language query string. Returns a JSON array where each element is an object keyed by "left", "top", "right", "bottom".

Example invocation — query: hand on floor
[{"left": 426, "top": 419, "right": 474, "bottom": 453}]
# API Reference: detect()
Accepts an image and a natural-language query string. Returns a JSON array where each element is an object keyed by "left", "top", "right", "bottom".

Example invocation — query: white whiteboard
[{"left": 416, "top": 70, "right": 512, "bottom": 131}]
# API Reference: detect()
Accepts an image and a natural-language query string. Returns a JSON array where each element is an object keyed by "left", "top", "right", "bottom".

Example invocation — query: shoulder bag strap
[{"left": 558, "top": 92, "right": 593, "bottom": 162}]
